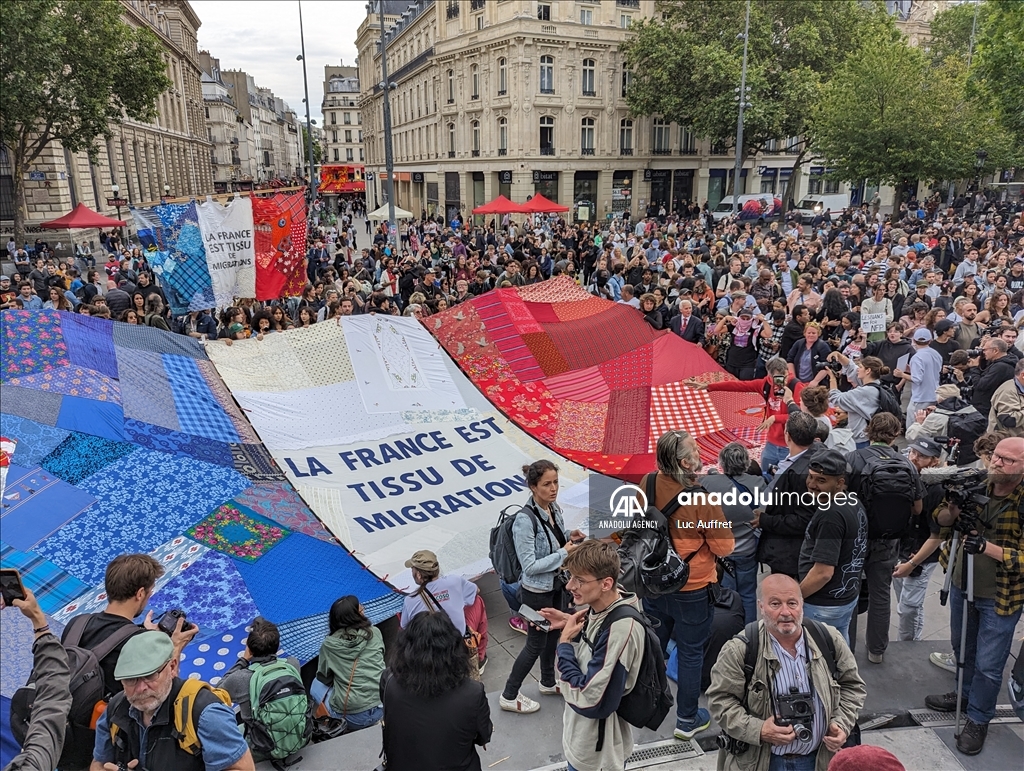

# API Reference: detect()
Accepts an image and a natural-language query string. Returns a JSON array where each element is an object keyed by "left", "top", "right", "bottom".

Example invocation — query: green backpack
[{"left": 243, "top": 659, "right": 313, "bottom": 762}]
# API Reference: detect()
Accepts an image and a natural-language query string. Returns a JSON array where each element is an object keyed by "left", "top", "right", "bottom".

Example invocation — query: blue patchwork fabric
[
  {"left": 41, "top": 432, "right": 136, "bottom": 485},
  {"left": 237, "top": 533, "right": 402, "bottom": 625},
  {"left": 116, "top": 348, "right": 180, "bottom": 431},
  {"left": 181, "top": 623, "right": 253, "bottom": 684},
  {"left": 155, "top": 202, "right": 216, "bottom": 315},
  {"left": 112, "top": 323, "right": 205, "bottom": 359},
  {"left": 0, "top": 541, "right": 88, "bottom": 617},
  {"left": 59, "top": 313, "right": 118, "bottom": 379},
  {"left": 162, "top": 354, "right": 239, "bottom": 443},
  {"left": 0, "top": 385, "right": 62, "bottom": 427},
  {"left": 148, "top": 551, "right": 259, "bottom": 632},
  {"left": 55, "top": 396, "right": 124, "bottom": 442},
  {"left": 277, "top": 613, "right": 329, "bottom": 663},
  {"left": 37, "top": 448, "right": 249, "bottom": 585},
  {"left": 1, "top": 465, "right": 96, "bottom": 552},
  {"left": 0, "top": 416, "right": 69, "bottom": 467},
  {"left": 124, "top": 419, "right": 233, "bottom": 468}
]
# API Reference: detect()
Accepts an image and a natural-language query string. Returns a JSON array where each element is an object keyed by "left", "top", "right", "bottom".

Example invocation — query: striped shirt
[{"left": 767, "top": 632, "right": 827, "bottom": 756}]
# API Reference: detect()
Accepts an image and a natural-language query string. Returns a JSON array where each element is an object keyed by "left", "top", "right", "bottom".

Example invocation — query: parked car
[
  {"left": 795, "top": 194, "right": 849, "bottom": 224},
  {"left": 711, "top": 194, "right": 784, "bottom": 223}
]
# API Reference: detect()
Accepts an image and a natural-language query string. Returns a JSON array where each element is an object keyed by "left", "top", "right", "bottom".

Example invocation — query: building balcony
[
  {"left": 581, "top": 148, "right": 595, "bottom": 156},
  {"left": 449, "top": 151, "right": 456, "bottom": 158},
  {"left": 679, "top": 147, "right": 698, "bottom": 155},
  {"left": 582, "top": 90, "right": 596, "bottom": 97},
  {"left": 498, "top": 148, "right": 507, "bottom": 156},
  {"left": 540, "top": 88, "right": 555, "bottom": 95},
  {"left": 472, "top": 149, "right": 480, "bottom": 157},
  {"left": 617, "top": 0, "right": 640, "bottom": 7},
  {"left": 470, "top": 0, "right": 486, "bottom": 9},
  {"left": 620, "top": 148, "right": 633, "bottom": 156},
  {"left": 497, "top": 89, "right": 507, "bottom": 96},
  {"left": 540, "top": 147, "right": 555, "bottom": 156},
  {"left": 445, "top": 1, "right": 459, "bottom": 20},
  {"left": 653, "top": 148, "right": 672, "bottom": 155}
]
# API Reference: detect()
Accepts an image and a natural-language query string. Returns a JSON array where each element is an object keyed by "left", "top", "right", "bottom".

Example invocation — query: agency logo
[{"left": 609, "top": 483, "right": 647, "bottom": 519}]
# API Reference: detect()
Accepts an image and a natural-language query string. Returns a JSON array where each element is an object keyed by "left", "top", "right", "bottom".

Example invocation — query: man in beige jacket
[{"left": 988, "top": 357, "right": 1024, "bottom": 435}]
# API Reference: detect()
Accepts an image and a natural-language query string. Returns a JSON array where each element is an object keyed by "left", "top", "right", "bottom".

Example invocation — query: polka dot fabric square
[{"left": 648, "top": 383, "right": 724, "bottom": 452}]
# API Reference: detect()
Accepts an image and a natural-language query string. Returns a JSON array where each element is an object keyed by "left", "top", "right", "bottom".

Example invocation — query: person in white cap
[{"left": 894, "top": 328, "right": 942, "bottom": 418}]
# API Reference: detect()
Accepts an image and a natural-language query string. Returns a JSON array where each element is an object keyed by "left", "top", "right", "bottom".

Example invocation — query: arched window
[
  {"left": 581, "top": 118, "right": 595, "bottom": 154},
  {"left": 540, "top": 116, "right": 554, "bottom": 155},
  {"left": 619, "top": 119, "right": 633, "bottom": 155},
  {"left": 448, "top": 123, "right": 456, "bottom": 156},
  {"left": 582, "top": 58, "right": 596, "bottom": 96},
  {"left": 472, "top": 120, "right": 481, "bottom": 156},
  {"left": 447, "top": 69, "right": 455, "bottom": 103},
  {"left": 471, "top": 64, "right": 479, "bottom": 99},
  {"left": 498, "top": 117, "right": 508, "bottom": 155},
  {"left": 539, "top": 56, "right": 554, "bottom": 94},
  {"left": 497, "top": 57, "right": 507, "bottom": 95}
]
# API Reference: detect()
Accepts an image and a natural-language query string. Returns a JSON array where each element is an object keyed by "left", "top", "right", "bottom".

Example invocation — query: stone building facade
[
  {"left": 1, "top": 0, "right": 213, "bottom": 240},
  {"left": 354, "top": 0, "right": 958, "bottom": 222},
  {"left": 322, "top": 63, "right": 365, "bottom": 167}
]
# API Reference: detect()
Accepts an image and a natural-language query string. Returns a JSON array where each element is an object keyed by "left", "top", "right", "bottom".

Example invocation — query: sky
[{"left": 191, "top": 0, "right": 366, "bottom": 127}]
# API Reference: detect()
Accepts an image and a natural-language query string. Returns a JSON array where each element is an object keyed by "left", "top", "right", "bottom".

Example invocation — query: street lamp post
[
  {"left": 377, "top": 0, "right": 397, "bottom": 248},
  {"left": 731, "top": 0, "right": 752, "bottom": 219},
  {"left": 297, "top": 0, "right": 317, "bottom": 208}
]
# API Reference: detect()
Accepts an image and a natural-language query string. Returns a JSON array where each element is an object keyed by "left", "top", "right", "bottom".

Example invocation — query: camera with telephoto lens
[
  {"left": 717, "top": 731, "right": 749, "bottom": 755},
  {"left": 775, "top": 687, "right": 815, "bottom": 743},
  {"left": 964, "top": 348, "right": 984, "bottom": 359},
  {"left": 941, "top": 469, "right": 989, "bottom": 526},
  {"left": 814, "top": 359, "right": 843, "bottom": 374},
  {"left": 157, "top": 608, "right": 195, "bottom": 636}
]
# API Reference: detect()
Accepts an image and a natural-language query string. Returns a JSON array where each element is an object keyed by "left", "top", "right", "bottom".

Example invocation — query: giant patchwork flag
[
  {"left": 252, "top": 193, "right": 308, "bottom": 301},
  {"left": 196, "top": 196, "right": 257, "bottom": 309},
  {"left": 205, "top": 315, "right": 592, "bottom": 583},
  {"left": 0, "top": 309, "right": 401, "bottom": 702},
  {"left": 429, "top": 278, "right": 765, "bottom": 476}
]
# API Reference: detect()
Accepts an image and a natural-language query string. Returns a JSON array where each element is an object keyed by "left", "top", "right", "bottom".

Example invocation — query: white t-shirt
[{"left": 400, "top": 575, "right": 478, "bottom": 633}]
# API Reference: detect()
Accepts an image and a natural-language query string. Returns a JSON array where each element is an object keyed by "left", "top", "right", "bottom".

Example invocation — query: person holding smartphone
[{"left": 500, "top": 460, "right": 583, "bottom": 715}]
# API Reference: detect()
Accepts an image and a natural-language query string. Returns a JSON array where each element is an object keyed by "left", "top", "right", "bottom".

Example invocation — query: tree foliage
[
  {"left": 971, "top": 0, "right": 1024, "bottom": 150},
  {"left": 0, "top": 0, "right": 170, "bottom": 240},
  {"left": 301, "top": 125, "right": 323, "bottom": 167},
  {"left": 620, "top": 0, "right": 880, "bottom": 163}
]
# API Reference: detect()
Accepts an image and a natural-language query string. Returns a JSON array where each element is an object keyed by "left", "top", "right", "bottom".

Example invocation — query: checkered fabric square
[
  {"left": 0, "top": 541, "right": 89, "bottom": 616},
  {"left": 648, "top": 383, "right": 724, "bottom": 452},
  {"left": 162, "top": 354, "right": 240, "bottom": 443}
]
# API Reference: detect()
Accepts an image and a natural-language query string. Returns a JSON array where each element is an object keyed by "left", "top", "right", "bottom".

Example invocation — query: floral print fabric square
[
  {"left": 187, "top": 502, "right": 290, "bottom": 563},
  {"left": 1, "top": 310, "right": 69, "bottom": 379}
]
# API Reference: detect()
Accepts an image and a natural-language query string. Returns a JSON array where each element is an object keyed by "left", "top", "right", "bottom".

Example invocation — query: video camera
[
  {"left": 941, "top": 468, "right": 989, "bottom": 528},
  {"left": 933, "top": 435, "right": 962, "bottom": 465}
]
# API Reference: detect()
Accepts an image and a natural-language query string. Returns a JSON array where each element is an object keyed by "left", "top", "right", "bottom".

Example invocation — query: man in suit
[{"left": 670, "top": 298, "right": 705, "bottom": 343}]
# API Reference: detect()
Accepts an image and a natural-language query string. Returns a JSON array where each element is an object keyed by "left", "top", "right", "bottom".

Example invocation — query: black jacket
[
  {"left": 779, "top": 321, "right": 805, "bottom": 362},
  {"left": 971, "top": 355, "right": 1016, "bottom": 416},
  {"left": 381, "top": 671, "right": 492, "bottom": 771},
  {"left": 670, "top": 313, "right": 705, "bottom": 343},
  {"left": 757, "top": 444, "right": 822, "bottom": 578}
]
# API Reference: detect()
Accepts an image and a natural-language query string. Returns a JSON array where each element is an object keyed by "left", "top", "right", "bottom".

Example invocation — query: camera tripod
[{"left": 939, "top": 527, "right": 975, "bottom": 737}]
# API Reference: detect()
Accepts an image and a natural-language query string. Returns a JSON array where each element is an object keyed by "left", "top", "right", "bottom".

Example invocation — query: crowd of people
[{"left": 4, "top": 193, "right": 1024, "bottom": 771}]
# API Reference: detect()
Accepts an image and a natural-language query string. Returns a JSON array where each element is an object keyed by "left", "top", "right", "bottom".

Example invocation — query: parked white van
[
  {"left": 795, "top": 194, "right": 849, "bottom": 224},
  {"left": 710, "top": 194, "right": 784, "bottom": 223}
]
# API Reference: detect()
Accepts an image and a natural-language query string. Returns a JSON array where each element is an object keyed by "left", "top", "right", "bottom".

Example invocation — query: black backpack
[
  {"left": 858, "top": 447, "right": 918, "bottom": 539},
  {"left": 944, "top": 407, "right": 986, "bottom": 465},
  {"left": 864, "top": 381, "right": 903, "bottom": 422},
  {"left": 10, "top": 613, "right": 139, "bottom": 770},
  {"left": 583, "top": 604, "right": 674, "bottom": 751},
  {"left": 730, "top": 619, "right": 861, "bottom": 747}
]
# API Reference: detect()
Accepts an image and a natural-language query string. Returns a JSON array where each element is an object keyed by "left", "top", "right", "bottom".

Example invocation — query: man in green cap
[{"left": 91, "top": 631, "right": 253, "bottom": 771}]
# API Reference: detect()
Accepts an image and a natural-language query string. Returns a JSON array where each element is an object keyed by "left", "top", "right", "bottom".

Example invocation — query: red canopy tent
[
  {"left": 39, "top": 203, "right": 126, "bottom": 229},
  {"left": 521, "top": 193, "right": 568, "bottom": 213},
  {"left": 472, "top": 194, "right": 524, "bottom": 215}
]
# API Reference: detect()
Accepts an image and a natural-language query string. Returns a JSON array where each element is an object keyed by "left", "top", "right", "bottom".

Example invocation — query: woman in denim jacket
[{"left": 500, "top": 460, "right": 583, "bottom": 715}]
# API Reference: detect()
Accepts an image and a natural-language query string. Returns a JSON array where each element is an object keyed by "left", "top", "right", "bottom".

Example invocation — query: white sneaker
[
  {"left": 538, "top": 682, "right": 561, "bottom": 695},
  {"left": 868, "top": 652, "right": 884, "bottom": 664},
  {"left": 500, "top": 692, "right": 540, "bottom": 714},
  {"left": 930, "top": 651, "right": 957, "bottom": 674}
]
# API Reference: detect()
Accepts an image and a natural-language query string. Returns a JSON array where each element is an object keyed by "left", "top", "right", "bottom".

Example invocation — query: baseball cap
[
  {"left": 909, "top": 437, "right": 942, "bottom": 458},
  {"left": 0, "top": 275, "right": 9, "bottom": 283},
  {"left": 808, "top": 449, "right": 849, "bottom": 479},
  {"left": 934, "top": 319, "right": 955, "bottom": 334},
  {"left": 405, "top": 549, "right": 439, "bottom": 572},
  {"left": 114, "top": 631, "right": 174, "bottom": 680},
  {"left": 912, "top": 328, "right": 934, "bottom": 343},
  {"left": 228, "top": 322, "right": 244, "bottom": 335}
]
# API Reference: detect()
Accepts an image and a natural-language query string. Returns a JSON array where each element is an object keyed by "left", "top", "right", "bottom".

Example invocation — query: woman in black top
[{"left": 381, "top": 612, "right": 492, "bottom": 771}]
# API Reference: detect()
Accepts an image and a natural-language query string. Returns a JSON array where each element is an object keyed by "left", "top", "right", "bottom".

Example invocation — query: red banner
[
  {"left": 252, "top": 193, "right": 308, "bottom": 301},
  {"left": 318, "top": 164, "right": 366, "bottom": 194}
]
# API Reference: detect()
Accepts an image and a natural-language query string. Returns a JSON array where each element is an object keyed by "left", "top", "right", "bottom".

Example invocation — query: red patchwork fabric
[
  {"left": 600, "top": 344, "right": 655, "bottom": 390},
  {"left": 543, "top": 365, "right": 610, "bottom": 403},
  {"left": 517, "top": 277, "right": 592, "bottom": 303},
  {"left": 648, "top": 383, "right": 724, "bottom": 452},
  {"left": 650, "top": 335, "right": 728, "bottom": 386},
  {"left": 502, "top": 297, "right": 545, "bottom": 334},
  {"left": 709, "top": 391, "right": 767, "bottom": 430},
  {"left": 522, "top": 332, "right": 571, "bottom": 377},
  {"left": 553, "top": 297, "right": 609, "bottom": 321},
  {"left": 481, "top": 379, "right": 560, "bottom": 443},
  {"left": 523, "top": 301, "right": 562, "bottom": 323},
  {"left": 543, "top": 306, "right": 656, "bottom": 370},
  {"left": 554, "top": 400, "right": 608, "bottom": 453},
  {"left": 602, "top": 388, "right": 651, "bottom": 455}
]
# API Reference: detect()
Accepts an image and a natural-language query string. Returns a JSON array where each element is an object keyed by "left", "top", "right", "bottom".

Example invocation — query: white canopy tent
[{"left": 367, "top": 203, "right": 414, "bottom": 220}]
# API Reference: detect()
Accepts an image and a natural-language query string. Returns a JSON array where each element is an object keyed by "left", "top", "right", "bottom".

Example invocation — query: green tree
[
  {"left": 0, "top": 0, "right": 170, "bottom": 243},
  {"left": 972, "top": 0, "right": 1024, "bottom": 152},
  {"left": 620, "top": 0, "right": 885, "bottom": 197},
  {"left": 302, "top": 125, "right": 323, "bottom": 167},
  {"left": 812, "top": 24, "right": 1017, "bottom": 220}
]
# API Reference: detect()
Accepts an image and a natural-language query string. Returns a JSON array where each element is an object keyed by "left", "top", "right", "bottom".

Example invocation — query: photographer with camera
[
  {"left": 969, "top": 337, "right": 1015, "bottom": 419},
  {"left": 826, "top": 356, "right": 891, "bottom": 450},
  {"left": 707, "top": 574, "right": 866, "bottom": 771},
  {"left": 905, "top": 383, "right": 986, "bottom": 465},
  {"left": 988, "top": 357, "right": 1024, "bottom": 436},
  {"left": 924, "top": 436, "right": 1024, "bottom": 756}
]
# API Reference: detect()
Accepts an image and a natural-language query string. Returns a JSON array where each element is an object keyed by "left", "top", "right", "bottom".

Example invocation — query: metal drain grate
[
  {"left": 528, "top": 738, "right": 704, "bottom": 771},
  {"left": 910, "top": 704, "right": 1018, "bottom": 728}
]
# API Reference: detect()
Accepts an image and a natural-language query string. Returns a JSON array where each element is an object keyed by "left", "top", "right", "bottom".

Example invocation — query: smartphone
[
  {"left": 517, "top": 604, "right": 551, "bottom": 631},
  {"left": 0, "top": 569, "right": 27, "bottom": 606}
]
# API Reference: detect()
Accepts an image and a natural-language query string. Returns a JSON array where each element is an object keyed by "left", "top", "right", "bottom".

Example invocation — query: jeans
[
  {"left": 500, "top": 579, "right": 521, "bottom": 614},
  {"left": 644, "top": 587, "right": 714, "bottom": 725},
  {"left": 309, "top": 678, "right": 383, "bottom": 728},
  {"left": 894, "top": 561, "right": 938, "bottom": 640},
  {"left": 760, "top": 442, "right": 790, "bottom": 480},
  {"left": 803, "top": 596, "right": 858, "bottom": 646},
  {"left": 721, "top": 553, "right": 759, "bottom": 624},
  {"left": 856, "top": 538, "right": 899, "bottom": 655},
  {"left": 949, "top": 584, "right": 1022, "bottom": 724},
  {"left": 503, "top": 587, "right": 561, "bottom": 699},
  {"left": 768, "top": 752, "right": 817, "bottom": 771}
]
